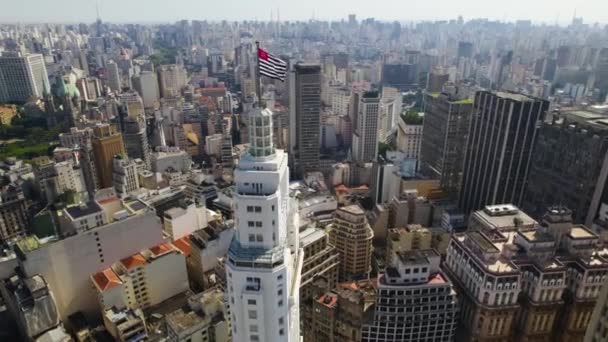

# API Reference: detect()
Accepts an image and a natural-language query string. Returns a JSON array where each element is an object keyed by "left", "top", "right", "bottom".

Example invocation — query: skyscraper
[
  {"left": 420, "top": 91, "right": 473, "bottom": 199},
  {"left": 225, "top": 107, "right": 302, "bottom": 342},
  {"left": 459, "top": 91, "right": 548, "bottom": 215},
  {"left": 289, "top": 64, "right": 321, "bottom": 179},
  {"left": 106, "top": 60, "right": 121, "bottom": 93},
  {"left": 353, "top": 91, "right": 380, "bottom": 163},
  {"left": 0, "top": 52, "right": 49, "bottom": 103},
  {"left": 132, "top": 71, "right": 160, "bottom": 109}
]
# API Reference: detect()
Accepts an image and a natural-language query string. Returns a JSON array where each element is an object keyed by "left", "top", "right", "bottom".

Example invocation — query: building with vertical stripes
[{"left": 459, "top": 91, "right": 548, "bottom": 215}]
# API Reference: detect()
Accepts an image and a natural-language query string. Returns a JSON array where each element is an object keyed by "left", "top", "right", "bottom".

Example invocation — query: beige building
[
  {"left": 0, "top": 104, "right": 17, "bottom": 125},
  {"left": 102, "top": 307, "right": 148, "bottom": 342},
  {"left": 586, "top": 280, "right": 608, "bottom": 342},
  {"left": 327, "top": 205, "right": 373, "bottom": 280},
  {"left": 93, "top": 124, "right": 126, "bottom": 188},
  {"left": 386, "top": 225, "right": 451, "bottom": 262}
]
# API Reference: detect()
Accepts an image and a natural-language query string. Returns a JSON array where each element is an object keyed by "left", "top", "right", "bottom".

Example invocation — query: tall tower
[
  {"left": 352, "top": 91, "right": 380, "bottom": 163},
  {"left": 226, "top": 107, "right": 302, "bottom": 342},
  {"left": 459, "top": 91, "right": 548, "bottom": 215}
]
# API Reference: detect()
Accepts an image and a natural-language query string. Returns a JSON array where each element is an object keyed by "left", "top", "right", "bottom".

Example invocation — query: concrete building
[
  {"left": 151, "top": 147, "right": 192, "bottom": 174},
  {"left": 290, "top": 64, "right": 321, "bottom": 179},
  {"left": 585, "top": 280, "right": 608, "bottom": 342},
  {"left": 165, "top": 289, "right": 231, "bottom": 342},
  {"left": 444, "top": 204, "right": 608, "bottom": 342},
  {"left": 164, "top": 201, "right": 208, "bottom": 241},
  {"left": 189, "top": 219, "right": 235, "bottom": 290},
  {"left": 362, "top": 249, "right": 458, "bottom": 341},
  {"left": 327, "top": 205, "right": 373, "bottom": 280},
  {"left": 299, "top": 228, "right": 340, "bottom": 341},
  {"left": 311, "top": 280, "right": 377, "bottom": 341},
  {"left": 225, "top": 107, "right": 302, "bottom": 342},
  {"left": 118, "top": 91, "right": 151, "bottom": 169},
  {"left": 353, "top": 91, "right": 381, "bottom": 163},
  {"left": 0, "top": 52, "right": 49, "bottom": 103},
  {"left": 420, "top": 91, "right": 473, "bottom": 199},
  {"left": 386, "top": 225, "right": 451, "bottom": 260},
  {"left": 0, "top": 185, "right": 30, "bottom": 244},
  {"left": 396, "top": 116, "right": 423, "bottom": 162},
  {"left": 132, "top": 71, "right": 160, "bottom": 109},
  {"left": 59, "top": 127, "right": 99, "bottom": 195},
  {"left": 92, "top": 124, "right": 126, "bottom": 188},
  {"left": 523, "top": 109, "right": 608, "bottom": 226},
  {"left": 14, "top": 198, "right": 165, "bottom": 321},
  {"left": 158, "top": 64, "right": 187, "bottom": 98},
  {"left": 106, "top": 60, "right": 121, "bottom": 93},
  {"left": 92, "top": 242, "right": 189, "bottom": 311},
  {"left": 112, "top": 155, "right": 140, "bottom": 196},
  {"left": 102, "top": 307, "right": 147, "bottom": 342},
  {"left": 459, "top": 91, "right": 549, "bottom": 215}
]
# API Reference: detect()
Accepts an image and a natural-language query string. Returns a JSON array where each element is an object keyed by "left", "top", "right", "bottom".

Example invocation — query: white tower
[{"left": 226, "top": 107, "right": 303, "bottom": 342}]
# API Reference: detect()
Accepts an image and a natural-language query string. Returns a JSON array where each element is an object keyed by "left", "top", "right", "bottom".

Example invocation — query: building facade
[
  {"left": 459, "top": 91, "right": 549, "bottom": 215},
  {"left": 93, "top": 124, "right": 126, "bottom": 189},
  {"left": 353, "top": 91, "right": 381, "bottom": 163},
  {"left": 225, "top": 107, "right": 302, "bottom": 342},
  {"left": 0, "top": 52, "right": 49, "bottom": 103}
]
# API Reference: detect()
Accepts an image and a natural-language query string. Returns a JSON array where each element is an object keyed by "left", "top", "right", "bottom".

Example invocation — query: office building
[
  {"left": 458, "top": 42, "right": 474, "bottom": 59},
  {"left": 444, "top": 204, "right": 608, "bottom": 341},
  {"left": 396, "top": 115, "right": 423, "bottom": 161},
  {"left": 158, "top": 64, "right": 187, "bottom": 98},
  {"left": 112, "top": 155, "right": 140, "bottom": 196},
  {"left": 0, "top": 185, "right": 29, "bottom": 244},
  {"left": 459, "top": 91, "right": 548, "bottom": 215},
  {"left": 92, "top": 242, "right": 189, "bottom": 311},
  {"left": 362, "top": 249, "right": 458, "bottom": 342},
  {"left": 92, "top": 124, "right": 126, "bottom": 188},
  {"left": 421, "top": 91, "right": 473, "bottom": 198},
  {"left": 353, "top": 91, "right": 381, "bottom": 163},
  {"left": 299, "top": 228, "right": 340, "bottom": 341},
  {"left": 59, "top": 127, "right": 99, "bottom": 194},
  {"left": 225, "top": 107, "right": 302, "bottom": 342},
  {"left": 132, "top": 70, "right": 160, "bottom": 108},
  {"left": 381, "top": 63, "right": 417, "bottom": 91},
  {"left": 118, "top": 91, "right": 151, "bottom": 169},
  {"left": 327, "top": 205, "right": 373, "bottom": 280},
  {"left": 151, "top": 146, "right": 192, "bottom": 174},
  {"left": 586, "top": 281, "right": 608, "bottom": 342},
  {"left": 311, "top": 280, "right": 377, "bottom": 341},
  {"left": 0, "top": 52, "right": 49, "bottom": 103},
  {"left": 290, "top": 64, "right": 321, "bottom": 179},
  {"left": 106, "top": 60, "right": 121, "bottom": 93},
  {"left": 524, "top": 109, "right": 608, "bottom": 226}
]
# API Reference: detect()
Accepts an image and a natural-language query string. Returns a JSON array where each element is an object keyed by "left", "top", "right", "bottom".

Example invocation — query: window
[
  {"left": 278, "top": 289, "right": 283, "bottom": 296},
  {"left": 250, "top": 335, "right": 259, "bottom": 341},
  {"left": 249, "top": 234, "right": 255, "bottom": 242},
  {"left": 250, "top": 325, "right": 258, "bottom": 332},
  {"left": 248, "top": 221, "right": 255, "bottom": 227},
  {"left": 255, "top": 221, "right": 263, "bottom": 227},
  {"left": 279, "top": 328, "right": 284, "bottom": 336},
  {"left": 248, "top": 299, "right": 256, "bottom": 305},
  {"left": 279, "top": 317, "right": 284, "bottom": 325},
  {"left": 277, "top": 275, "right": 283, "bottom": 281},
  {"left": 256, "top": 234, "right": 263, "bottom": 242},
  {"left": 255, "top": 206, "right": 262, "bottom": 213},
  {"left": 248, "top": 310, "right": 257, "bottom": 319},
  {"left": 247, "top": 206, "right": 254, "bottom": 212},
  {"left": 278, "top": 300, "right": 283, "bottom": 307}
]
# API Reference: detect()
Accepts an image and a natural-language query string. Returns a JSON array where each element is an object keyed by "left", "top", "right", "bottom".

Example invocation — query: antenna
[{"left": 96, "top": 1, "right": 100, "bottom": 20}]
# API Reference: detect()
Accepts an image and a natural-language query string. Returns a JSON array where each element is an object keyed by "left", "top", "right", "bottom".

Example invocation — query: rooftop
[
  {"left": 120, "top": 253, "right": 147, "bottom": 270},
  {"left": 339, "top": 204, "right": 365, "bottom": 215},
  {"left": 92, "top": 269, "right": 122, "bottom": 291},
  {"left": 569, "top": 225, "right": 596, "bottom": 239},
  {"left": 65, "top": 201, "right": 103, "bottom": 220},
  {"left": 149, "top": 243, "right": 175, "bottom": 257}
]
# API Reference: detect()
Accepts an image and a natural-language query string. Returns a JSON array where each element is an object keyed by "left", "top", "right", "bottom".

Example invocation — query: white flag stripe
[
  {"left": 258, "top": 47, "right": 287, "bottom": 81},
  {"left": 260, "top": 59, "right": 287, "bottom": 71}
]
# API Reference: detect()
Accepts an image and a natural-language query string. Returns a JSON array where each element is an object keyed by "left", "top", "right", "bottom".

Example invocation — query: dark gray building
[
  {"left": 459, "top": 91, "right": 548, "bottom": 215},
  {"left": 289, "top": 64, "right": 321, "bottom": 179},
  {"left": 523, "top": 110, "right": 608, "bottom": 226},
  {"left": 381, "top": 63, "right": 417, "bottom": 91},
  {"left": 420, "top": 91, "right": 473, "bottom": 200},
  {"left": 457, "top": 42, "right": 473, "bottom": 59}
]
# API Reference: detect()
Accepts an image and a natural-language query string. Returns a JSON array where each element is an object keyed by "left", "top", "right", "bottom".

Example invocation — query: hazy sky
[{"left": 1, "top": 0, "right": 607, "bottom": 25}]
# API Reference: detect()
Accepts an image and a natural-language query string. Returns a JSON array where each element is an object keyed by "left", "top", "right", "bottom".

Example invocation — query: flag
[{"left": 258, "top": 47, "right": 287, "bottom": 81}]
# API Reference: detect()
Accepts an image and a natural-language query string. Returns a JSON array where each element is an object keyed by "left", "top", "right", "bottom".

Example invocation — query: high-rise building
[
  {"left": 289, "top": 64, "right": 321, "bottom": 179},
  {"left": 118, "top": 91, "right": 151, "bottom": 168},
  {"left": 458, "top": 42, "right": 474, "bottom": 59},
  {"left": 225, "top": 107, "right": 302, "bottom": 342},
  {"left": 353, "top": 91, "right": 381, "bottom": 163},
  {"left": 362, "top": 249, "right": 458, "bottom": 342},
  {"left": 106, "top": 60, "right": 121, "bottom": 93},
  {"left": 523, "top": 109, "right": 608, "bottom": 226},
  {"left": 327, "top": 205, "right": 373, "bottom": 280},
  {"left": 112, "top": 155, "right": 140, "bottom": 196},
  {"left": 459, "top": 91, "right": 548, "bottom": 215},
  {"left": 396, "top": 115, "right": 423, "bottom": 162},
  {"left": 157, "top": 64, "right": 187, "bottom": 98},
  {"left": 92, "top": 124, "right": 126, "bottom": 188},
  {"left": 132, "top": 71, "right": 160, "bottom": 109},
  {"left": 420, "top": 91, "right": 473, "bottom": 199},
  {"left": 445, "top": 204, "right": 608, "bottom": 342},
  {"left": 59, "top": 127, "right": 99, "bottom": 195},
  {"left": 381, "top": 63, "right": 417, "bottom": 91},
  {"left": 0, "top": 185, "right": 29, "bottom": 244},
  {"left": 0, "top": 52, "right": 49, "bottom": 103}
]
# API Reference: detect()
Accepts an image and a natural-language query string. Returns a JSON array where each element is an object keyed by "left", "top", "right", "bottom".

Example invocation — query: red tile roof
[
  {"left": 120, "top": 253, "right": 147, "bottom": 270},
  {"left": 172, "top": 237, "right": 191, "bottom": 256},
  {"left": 91, "top": 268, "right": 122, "bottom": 291},
  {"left": 149, "top": 243, "right": 174, "bottom": 257}
]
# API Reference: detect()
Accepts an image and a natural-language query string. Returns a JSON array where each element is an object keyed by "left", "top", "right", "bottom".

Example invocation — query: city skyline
[{"left": 1, "top": 0, "right": 607, "bottom": 25}]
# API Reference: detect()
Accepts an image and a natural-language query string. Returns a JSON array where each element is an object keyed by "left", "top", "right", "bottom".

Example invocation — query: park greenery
[{"left": 0, "top": 116, "right": 63, "bottom": 161}]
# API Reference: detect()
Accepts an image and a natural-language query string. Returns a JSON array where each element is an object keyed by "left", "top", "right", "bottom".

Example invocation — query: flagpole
[{"left": 255, "top": 41, "right": 263, "bottom": 108}]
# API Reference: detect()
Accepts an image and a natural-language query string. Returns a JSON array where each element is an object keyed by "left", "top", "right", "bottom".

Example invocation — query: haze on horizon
[{"left": 1, "top": 0, "right": 607, "bottom": 25}]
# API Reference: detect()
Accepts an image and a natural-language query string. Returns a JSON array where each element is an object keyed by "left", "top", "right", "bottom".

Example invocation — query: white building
[
  {"left": 54, "top": 159, "right": 86, "bottom": 195},
  {"left": 92, "top": 242, "right": 189, "bottom": 311},
  {"left": 132, "top": 71, "right": 160, "bottom": 109},
  {"left": 15, "top": 199, "right": 165, "bottom": 321},
  {"left": 158, "top": 64, "right": 187, "bottom": 98},
  {"left": 106, "top": 60, "right": 121, "bottom": 93},
  {"left": 164, "top": 201, "right": 208, "bottom": 241},
  {"left": 151, "top": 147, "right": 192, "bottom": 174},
  {"left": 205, "top": 134, "right": 223, "bottom": 156},
  {"left": 225, "top": 107, "right": 303, "bottom": 342},
  {"left": 396, "top": 116, "right": 423, "bottom": 160},
  {"left": 113, "top": 155, "right": 140, "bottom": 196},
  {"left": 0, "top": 52, "right": 49, "bottom": 103}
]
